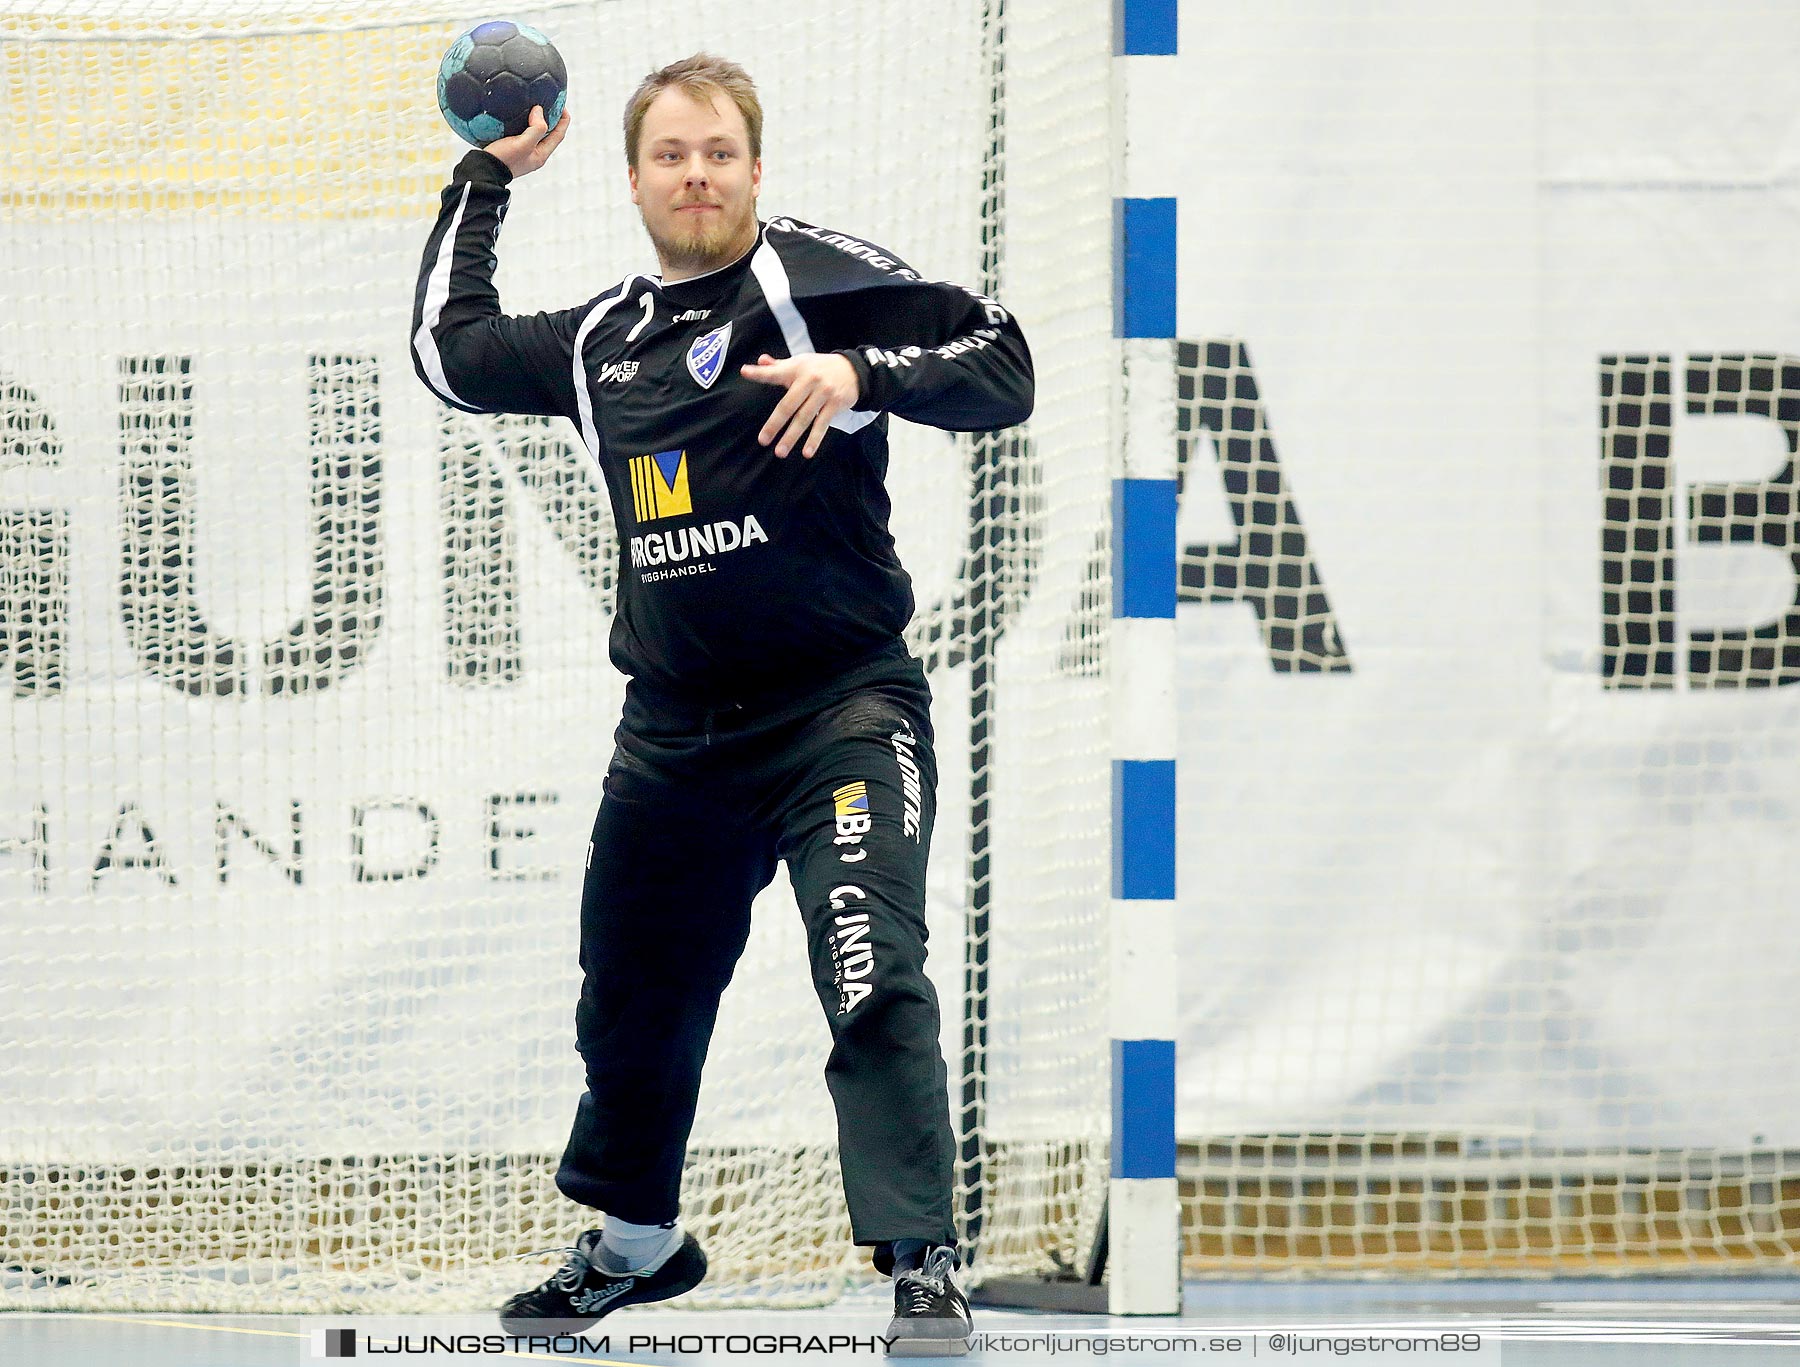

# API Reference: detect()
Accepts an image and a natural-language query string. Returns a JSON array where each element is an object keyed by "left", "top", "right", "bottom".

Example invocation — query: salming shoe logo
[{"left": 572, "top": 1281, "right": 635, "bottom": 1313}]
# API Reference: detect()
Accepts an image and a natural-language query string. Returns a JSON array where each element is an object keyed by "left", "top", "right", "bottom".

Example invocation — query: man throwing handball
[{"left": 410, "top": 53, "right": 1031, "bottom": 1353}]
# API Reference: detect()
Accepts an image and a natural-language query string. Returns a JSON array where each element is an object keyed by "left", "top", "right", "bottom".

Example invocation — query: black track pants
[{"left": 553, "top": 650, "right": 955, "bottom": 1248}]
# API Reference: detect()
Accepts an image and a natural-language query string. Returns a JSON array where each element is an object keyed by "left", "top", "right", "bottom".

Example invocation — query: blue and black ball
[{"left": 437, "top": 20, "right": 567, "bottom": 147}]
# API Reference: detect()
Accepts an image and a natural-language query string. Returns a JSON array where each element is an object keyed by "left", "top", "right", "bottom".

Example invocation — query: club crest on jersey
[
  {"left": 686, "top": 320, "right": 732, "bottom": 389},
  {"left": 630, "top": 449, "right": 693, "bottom": 522}
]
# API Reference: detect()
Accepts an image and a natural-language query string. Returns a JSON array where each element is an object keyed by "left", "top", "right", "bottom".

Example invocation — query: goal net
[
  {"left": 1147, "top": 2, "right": 1800, "bottom": 1277},
  {"left": 0, "top": 0, "right": 1115, "bottom": 1311}
]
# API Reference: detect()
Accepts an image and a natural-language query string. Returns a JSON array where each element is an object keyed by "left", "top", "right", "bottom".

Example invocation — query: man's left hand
[{"left": 741, "top": 353, "right": 860, "bottom": 458}]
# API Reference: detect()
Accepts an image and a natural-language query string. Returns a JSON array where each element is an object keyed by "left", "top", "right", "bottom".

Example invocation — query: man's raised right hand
[{"left": 485, "top": 104, "right": 570, "bottom": 179}]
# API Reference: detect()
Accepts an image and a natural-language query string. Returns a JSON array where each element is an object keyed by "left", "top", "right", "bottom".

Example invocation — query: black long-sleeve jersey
[{"left": 411, "top": 150, "right": 1034, "bottom": 706}]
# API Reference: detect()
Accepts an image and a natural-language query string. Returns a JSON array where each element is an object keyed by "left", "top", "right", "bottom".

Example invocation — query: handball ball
[{"left": 437, "top": 20, "right": 567, "bottom": 147}]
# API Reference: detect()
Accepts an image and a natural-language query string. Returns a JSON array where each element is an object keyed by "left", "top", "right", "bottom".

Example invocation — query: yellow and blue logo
[
  {"left": 629, "top": 449, "right": 692, "bottom": 522},
  {"left": 833, "top": 780, "right": 872, "bottom": 863}
]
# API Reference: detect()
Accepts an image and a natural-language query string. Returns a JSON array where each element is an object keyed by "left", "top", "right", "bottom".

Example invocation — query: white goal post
[{"left": 0, "top": 0, "right": 1119, "bottom": 1312}]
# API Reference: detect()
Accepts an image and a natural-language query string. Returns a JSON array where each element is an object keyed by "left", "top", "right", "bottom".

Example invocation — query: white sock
[{"left": 599, "top": 1216, "right": 682, "bottom": 1273}]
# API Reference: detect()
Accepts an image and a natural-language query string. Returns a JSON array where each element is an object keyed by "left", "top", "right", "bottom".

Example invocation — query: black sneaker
[
  {"left": 886, "top": 1246, "right": 973, "bottom": 1356},
  {"left": 499, "top": 1228, "right": 707, "bottom": 1333}
]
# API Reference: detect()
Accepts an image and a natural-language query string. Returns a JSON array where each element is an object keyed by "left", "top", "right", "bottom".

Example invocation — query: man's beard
[{"left": 646, "top": 201, "right": 756, "bottom": 277}]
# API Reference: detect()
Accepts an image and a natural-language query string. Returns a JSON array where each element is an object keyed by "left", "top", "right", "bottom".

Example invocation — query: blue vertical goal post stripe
[
  {"left": 1114, "top": 197, "right": 1177, "bottom": 339},
  {"left": 1113, "top": 478, "right": 1177, "bottom": 619},
  {"left": 1112, "top": 1037, "right": 1178, "bottom": 1179},
  {"left": 1114, "top": 0, "right": 1178, "bottom": 56},
  {"left": 1112, "top": 758, "right": 1176, "bottom": 900}
]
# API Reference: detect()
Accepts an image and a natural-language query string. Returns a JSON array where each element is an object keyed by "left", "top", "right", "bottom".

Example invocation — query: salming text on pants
[{"left": 553, "top": 644, "right": 955, "bottom": 1249}]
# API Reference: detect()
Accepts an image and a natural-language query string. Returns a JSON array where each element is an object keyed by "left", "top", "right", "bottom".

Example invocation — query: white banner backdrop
[
  {"left": 8, "top": 0, "right": 1798, "bottom": 1179},
  {"left": 0, "top": 4, "right": 1126, "bottom": 1311},
  {"left": 0, "top": 4, "right": 992, "bottom": 1165},
  {"left": 1145, "top": 1, "right": 1800, "bottom": 1147}
]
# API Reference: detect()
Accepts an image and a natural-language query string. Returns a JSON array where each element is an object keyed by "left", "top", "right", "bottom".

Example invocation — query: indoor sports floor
[{"left": 4, "top": 1276, "right": 1798, "bottom": 1365}]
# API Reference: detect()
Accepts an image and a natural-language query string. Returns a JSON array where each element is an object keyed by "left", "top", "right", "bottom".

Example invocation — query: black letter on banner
[
  {"left": 1176, "top": 339, "right": 1351, "bottom": 671},
  {"left": 0, "top": 804, "right": 50, "bottom": 893},
  {"left": 486, "top": 792, "right": 558, "bottom": 880},
  {"left": 1600, "top": 354, "right": 1800, "bottom": 688},
  {"left": 118, "top": 355, "right": 245, "bottom": 696},
  {"left": 439, "top": 410, "right": 616, "bottom": 685},
  {"left": 1, "top": 375, "right": 66, "bottom": 695},
  {"left": 1682, "top": 354, "right": 1800, "bottom": 687},
  {"left": 119, "top": 355, "right": 385, "bottom": 698},
  {"left": 215, "top": 801, "right": 304, "bottom": 886},
  {"left": 351, "top": 800, "right": 439, "bottom": 882},
  {"left": 93, "top": 801, "right": 177, "bottom": 887},
  {"left": 264, "top": 355, "right": 385, "bottom": 696},
  {"left": 911, "top": 427, "right": 1041, "bottom": 673},
  {"left": 1599, "top": 355, "right": 1677, "bottom": 686}
]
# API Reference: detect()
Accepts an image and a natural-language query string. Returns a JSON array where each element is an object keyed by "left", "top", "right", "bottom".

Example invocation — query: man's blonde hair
[{"left": 623, "top": 53, "right": 763, "bottom": 166}]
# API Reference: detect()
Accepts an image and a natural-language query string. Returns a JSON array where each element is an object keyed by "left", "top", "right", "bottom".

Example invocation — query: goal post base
[
  {"left": 969, "top": 1191, "right": 1110, "bottom": 1314},
  {"left": 969, "top": 1277, "right": 1110, "bottom": 1314}
]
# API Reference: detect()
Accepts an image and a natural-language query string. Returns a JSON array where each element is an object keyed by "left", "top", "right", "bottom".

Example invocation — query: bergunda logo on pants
[{"left": 827, "top": 884, "right": 874, "bottom": 1013}]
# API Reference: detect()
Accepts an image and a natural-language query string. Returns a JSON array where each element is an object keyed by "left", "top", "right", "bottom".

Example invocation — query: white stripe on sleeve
[
  {"left": 412, "top": 183, "right": 479, "bottom": 412},
  {"left": 572, "top": 280, "right": 639, "bottom": 462},
  {"left": 749, "top": 240, "right": 878, "bottom": 435}
]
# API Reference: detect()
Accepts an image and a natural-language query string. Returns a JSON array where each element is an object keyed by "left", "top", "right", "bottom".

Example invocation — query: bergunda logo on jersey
[
  {"left": 629, "top": 450, "right": 693, "bottom": 522},
  {"left": 625, "top": 449, "right": 769, "bottom": 580},
  {"left": 686, "top": 320, "right": 732, "bottom": 389}
]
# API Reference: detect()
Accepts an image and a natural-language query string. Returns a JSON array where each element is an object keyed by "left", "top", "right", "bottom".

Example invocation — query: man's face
[{"left": 629, "top": 86, "right": 761, "bottom": 281}]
